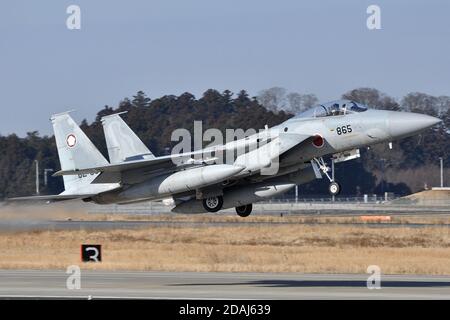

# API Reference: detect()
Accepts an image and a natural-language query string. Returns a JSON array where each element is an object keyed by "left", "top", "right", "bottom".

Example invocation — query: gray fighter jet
[{"left": 11, "top": 100, "right": 441, "bottom": 217}]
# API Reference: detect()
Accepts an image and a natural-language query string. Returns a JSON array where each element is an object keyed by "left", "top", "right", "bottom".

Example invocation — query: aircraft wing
[
  {"left": 277, "top": 132, "right": 313, "bottom": 154},
  {"left": 233, "top": 132, "right": 313, "bottom": 172}
]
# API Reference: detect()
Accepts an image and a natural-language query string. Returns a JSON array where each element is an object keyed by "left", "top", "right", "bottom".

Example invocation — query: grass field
[
  {"left": 0, "top": 213, "right": 449, "bottom": 274},
  {"left": 86, "top": 212, "right": 450, "bottom": 225}
]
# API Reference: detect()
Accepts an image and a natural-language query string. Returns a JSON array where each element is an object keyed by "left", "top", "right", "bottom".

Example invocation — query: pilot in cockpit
[
  {"left": 293, "top": 100, "right": 368, "bottom": 120},
  {"left": 330, "top": 103, "right": 340, "bottom": 116}
]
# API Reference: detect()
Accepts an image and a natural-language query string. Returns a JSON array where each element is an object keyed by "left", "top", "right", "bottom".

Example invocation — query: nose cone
[{"left": 388, "top": 112, "right": 442, "bottom": 139}]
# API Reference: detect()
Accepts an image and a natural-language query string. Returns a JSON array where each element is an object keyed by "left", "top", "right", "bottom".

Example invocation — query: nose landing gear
[
  {"left": 312, "top": 157, "right": 342, "bottom": 196},
  {"left": 328, "top": 181, "right": 341, "bottom": 196}
]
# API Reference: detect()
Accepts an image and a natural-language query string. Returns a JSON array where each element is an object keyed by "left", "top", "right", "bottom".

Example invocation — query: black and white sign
[{"left": 81, "top": 244, "right": 102, "bottom": 262}]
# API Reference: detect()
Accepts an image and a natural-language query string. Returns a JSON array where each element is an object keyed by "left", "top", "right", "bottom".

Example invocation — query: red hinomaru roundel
[
  {"left": 312, "top": 134, "right": 324, "bottom": 148},
  {"left": 66, "top": 134, "right": 77, "bottom": 148}
]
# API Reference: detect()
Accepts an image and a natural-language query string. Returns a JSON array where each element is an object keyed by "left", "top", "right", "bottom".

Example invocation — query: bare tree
[
  {"left": 401, "top": 92, "right": 439, "bottom": 116},
  {"left": 342, "top": 88, "right": 399, "bottom": 111},
  {"left": 286, "top": 92, "right": 318, "bottom": 114},
  {"left": 286, "top": 92, "right": 303, "bottom": 113},
  {"left": 257, "top": 87, "right": 287, "bottom": 112},
  {"left": 436, "top": 96, "right": 450, "bottom": 117},
  {"left": 258, "top": 87, "right": 318, "bottom": 114},
  {"left": 301, "top": 94, "right": 319, "bottom": 109}
]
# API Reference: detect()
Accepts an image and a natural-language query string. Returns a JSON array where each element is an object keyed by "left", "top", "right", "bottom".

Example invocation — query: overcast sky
[{"left": 1, "top": 0, "right": 449, "bottom": 136}]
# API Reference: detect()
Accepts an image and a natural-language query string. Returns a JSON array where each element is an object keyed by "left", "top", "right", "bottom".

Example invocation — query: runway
[
  {"left": 1, "top": 219, "right": 449, "bottom": 231},
  {"left": 0, "top": 270, "right": 449, "bottom": 299}
]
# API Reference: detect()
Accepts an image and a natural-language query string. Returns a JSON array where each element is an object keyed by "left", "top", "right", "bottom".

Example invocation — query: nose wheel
[
  {"left": 236, "top": 204, "right": 252, "bottom": 217},
  {"left": 202, "top": 196, "right": 223, "bottom": 212},
  {"left": 328, "top": 181, "right": 341, "bottom": 196}
]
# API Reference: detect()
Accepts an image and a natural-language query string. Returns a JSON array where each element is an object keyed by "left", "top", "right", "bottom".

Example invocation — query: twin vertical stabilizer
[{"left": 101, "top": 112, "right": 155, "bottom": 164}]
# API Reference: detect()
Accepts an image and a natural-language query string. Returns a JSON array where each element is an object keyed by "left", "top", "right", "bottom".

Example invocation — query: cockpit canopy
[{"left": 294, "top": 100, "right": 368, "bottom": 119}]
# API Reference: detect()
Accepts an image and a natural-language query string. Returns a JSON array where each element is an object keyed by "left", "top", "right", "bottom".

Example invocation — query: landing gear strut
[
  {"left": 202, "top": 196, "right": 223, "bottom": 212},
  {"left": 312, "top": 157, "right": 342, "bottom": 196},
  {"left": 236, "top": 204, "right": 252, "bottom": 217}
]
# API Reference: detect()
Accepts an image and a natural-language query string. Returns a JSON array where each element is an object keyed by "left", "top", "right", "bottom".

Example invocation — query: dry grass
[
  {"left": 0, "top": 223, "right": 449, "bottom": 275},
  {"left": 84, "top": 212, "right": 450, "bottom": 226}
]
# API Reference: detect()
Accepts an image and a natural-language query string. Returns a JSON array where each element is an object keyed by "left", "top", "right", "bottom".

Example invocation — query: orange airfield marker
[{"left": 360, "top": 215, "right": 392, "bottom": 222}]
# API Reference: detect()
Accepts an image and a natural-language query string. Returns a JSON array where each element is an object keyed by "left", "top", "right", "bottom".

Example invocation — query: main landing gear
[
  {"left": 202, "top": 196, "right": 253, "bottom": 217},
  {"left": 235, "top": 204, "right": 252, "bottom": 217},
  {"left": 312, "top": 157, "right": 342, "bottom": 196},
  {"left": 202, "top": 196, "right": 223, "bottom": 212}
]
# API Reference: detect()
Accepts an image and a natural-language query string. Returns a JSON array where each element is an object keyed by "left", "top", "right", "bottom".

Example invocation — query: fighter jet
[{"left": 11, "top": 100, "right": 441, "bottom": 217}]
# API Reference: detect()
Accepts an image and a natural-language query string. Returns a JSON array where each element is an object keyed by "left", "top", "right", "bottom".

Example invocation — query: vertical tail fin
[
  {"left": 101, "top": 112, "right": 154, "bottom": 164},
  {"left": 51, "top": 111, "right": 109, "bottom": 193}
]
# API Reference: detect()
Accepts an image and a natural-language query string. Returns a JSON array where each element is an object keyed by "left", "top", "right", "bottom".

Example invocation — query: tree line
[{"left": 0, "top": 88, "right": 448, "bottom": 199}]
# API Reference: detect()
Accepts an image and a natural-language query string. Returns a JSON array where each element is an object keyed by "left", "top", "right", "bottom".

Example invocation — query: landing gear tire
[
  {"left": 202, "top": 196, "right": 223, "bottom": 212},
  {"left": 235, "top": 204, "right": 252, "bottom": 217},
  {"left": 328, "top": 181, "right": 341, "bottom": 196}
]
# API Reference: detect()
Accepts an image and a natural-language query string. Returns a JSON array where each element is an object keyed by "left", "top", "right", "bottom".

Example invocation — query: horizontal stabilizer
[
  {"left": 7, "top": 194, "right": 96, "bottom": 202},
  {"left": 52, "top": 149, "right": 208, "bottom": 176}
]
